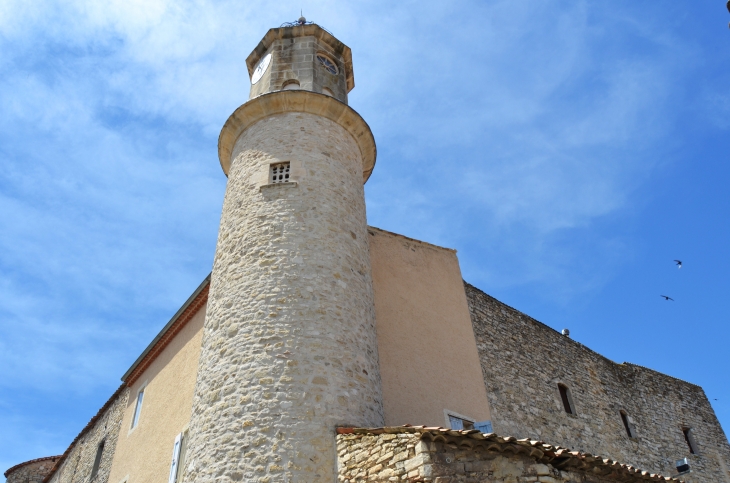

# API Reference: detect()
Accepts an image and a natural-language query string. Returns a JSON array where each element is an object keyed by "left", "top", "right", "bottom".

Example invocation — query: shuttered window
[
  {"left": 169, "top": 431, "right": 189, "bottom": 483},
  {"left": 448, "top": 415, "right": 474, "bottom": 430}
]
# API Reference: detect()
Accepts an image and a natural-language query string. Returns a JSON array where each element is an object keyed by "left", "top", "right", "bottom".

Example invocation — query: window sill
[{"left": 260, "top": 181, "right": 298, "bottom": 191}]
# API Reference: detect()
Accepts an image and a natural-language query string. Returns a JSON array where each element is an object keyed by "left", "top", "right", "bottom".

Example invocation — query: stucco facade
[
  {"left": 368, "top": 227, "right": 491, "bottom": 428},
  {"left": 107, "top": 301, "right": 206, "bottom": 483}
]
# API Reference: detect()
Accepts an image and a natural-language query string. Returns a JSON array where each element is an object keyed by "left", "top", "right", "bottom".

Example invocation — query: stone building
[{"left": 5, "top": 21, "right": 730, "bottom": 483}]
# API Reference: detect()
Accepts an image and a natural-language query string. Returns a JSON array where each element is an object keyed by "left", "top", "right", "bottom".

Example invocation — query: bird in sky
[
  {"left": 661, "top": 295, "right": 674, "bottom": 301},
  {"left": 674, "top": 260, "right": 682, "bottom": 269}
]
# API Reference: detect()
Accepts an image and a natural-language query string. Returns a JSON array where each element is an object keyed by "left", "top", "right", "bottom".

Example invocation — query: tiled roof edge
[
  {"left": 42, "top": 383, "right": 127, "bottom": 483},
  {"left": 4, "top": 455, "right": 62, "bottom": 478},
  {"left": 337, "top": 425, "right": 684, "bottom": 483},
  {"left": 463, "top": 282, "right": 701, "bottom": 388},
  {"left": 367, "top": 226, "right": 457, "bottom": 253},
  {"left": 121, "top": 273, "right": 211, "bottom": 385}
]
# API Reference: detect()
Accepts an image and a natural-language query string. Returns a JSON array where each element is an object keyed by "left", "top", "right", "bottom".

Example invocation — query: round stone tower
[{"left": 183, "top": 23, "right": 383, "bottom": 482}]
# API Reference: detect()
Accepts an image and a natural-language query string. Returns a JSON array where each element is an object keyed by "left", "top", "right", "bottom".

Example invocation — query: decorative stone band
[
  {"left": 4, "top": 455, "right": 62, "bottom": 479},
  {"left": 335, "top": 425, "right": 684, "bottom": 482},
  {"left": 217, "top": 90, "right": 377, "bottom": 182}
]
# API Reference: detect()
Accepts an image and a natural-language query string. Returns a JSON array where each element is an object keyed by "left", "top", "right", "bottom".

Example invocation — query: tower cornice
[{"left": 218, "top": 90, "right": 376, "bottom": 182}]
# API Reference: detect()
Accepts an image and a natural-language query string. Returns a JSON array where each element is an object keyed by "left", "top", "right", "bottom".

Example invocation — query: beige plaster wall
[
  {"left": 368, "top": 227, "right": 491, "bottom": 428},
  {"left": 107, "top": 304, "right": 206, "bottom": 483}
]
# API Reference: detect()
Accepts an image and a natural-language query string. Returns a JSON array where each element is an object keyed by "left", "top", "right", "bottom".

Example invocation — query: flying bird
[
  {"left": 661, "top": 295, "right": 674, "bottom": 301},
  {"left": 674, "top": 260, "right": 682, "bottom": 269}
]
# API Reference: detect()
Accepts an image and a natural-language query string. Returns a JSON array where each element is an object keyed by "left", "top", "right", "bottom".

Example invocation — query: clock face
[{"left": 251, "top": 53, "right": 272, "bottom": 85}]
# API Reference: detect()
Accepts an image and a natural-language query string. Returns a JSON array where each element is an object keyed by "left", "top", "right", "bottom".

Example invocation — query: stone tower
[{"left": 183, "top": 22, "right": 384, "bottom": 482}]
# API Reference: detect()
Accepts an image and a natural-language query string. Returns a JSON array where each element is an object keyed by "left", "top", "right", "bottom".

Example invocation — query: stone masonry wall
[
  {"left": 336, "top": 429, "right": 681, "bottom": 483},
  {"left": 465, "top": 283, "right": 730, "bottom": 483},
  {"left": 5, "top": 457, "right": 61, "bottom": 483},
  {"left": 45, "top": 386, "right": 129, "bottom": 483},
  {"left": 183, "top": 111, "right": 383, "bottom": 483}
]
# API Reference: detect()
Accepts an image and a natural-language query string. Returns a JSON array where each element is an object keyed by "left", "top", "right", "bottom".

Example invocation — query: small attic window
[
  {"left": 270, "top": 162, "right": 291, "bottom": 184},
  {"left": 316, "top": 53, "right": 338, "bottom": 74},
  {"left": 558, "top": 383, "right": 576, "bottom": 415},
  {"left": 282, "top": 80, "right": 300, "bottom": 90},
  {"left": 322, "top": 87, "right": 334, "bottom": 97}
]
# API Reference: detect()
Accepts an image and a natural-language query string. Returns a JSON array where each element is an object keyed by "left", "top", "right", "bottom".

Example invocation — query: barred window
[{"left": 270, "top": 162, "right": 291, "bottom": 184}]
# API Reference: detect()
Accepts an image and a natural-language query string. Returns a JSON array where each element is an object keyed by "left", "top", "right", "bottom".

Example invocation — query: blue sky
[{"left": 1, "top": 0, "right": 729, "bottom": 471}]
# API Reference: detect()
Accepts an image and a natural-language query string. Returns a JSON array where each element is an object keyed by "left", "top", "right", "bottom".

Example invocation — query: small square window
[{"left": 270, "top": 163, "right": 291, "bottom": 184}]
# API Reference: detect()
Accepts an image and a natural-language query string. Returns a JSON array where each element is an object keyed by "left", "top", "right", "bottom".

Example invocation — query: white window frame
[
  {"left": 129, "top": 381, "right": 147, "bottom": 432},
  {"left": 168, "top": 433, "right": 183, "bottom": 483}
]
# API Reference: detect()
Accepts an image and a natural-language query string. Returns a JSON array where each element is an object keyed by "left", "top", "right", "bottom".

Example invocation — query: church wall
[
  {"left": 465, "top": 283, "right": 730, "bottom": 483},
  {"left": 368, "top": 227, "right": 491, "bottom": 428},
  {"left": 107, "top": 304, "right": 206, "bottom": 483}
]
